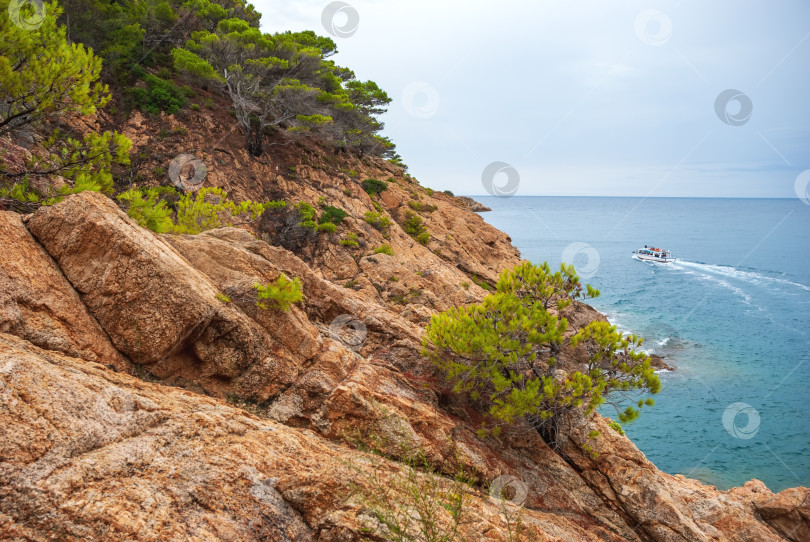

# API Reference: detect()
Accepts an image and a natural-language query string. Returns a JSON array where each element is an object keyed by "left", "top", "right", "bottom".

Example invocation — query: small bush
[
  {"left": 340, "top": 232, "right": 359, "bottom": 247},
  {"left": 296, "top": 202, "right": 317, "bottom": 230},
  {"left": 129, "top": 74, "right": 188, "bottom": 115},
  {"left": 191, "top": 103, "right": 200, "bottom": 111},
  {"left": 374, "top": 244, "right": 394, "bottom": 256},
  {"left": 443, "top": 190, "right": 454, "bottom": 196},
  {"left": 317, "top": 222, "right": 337, "bottom": 233},
  {"left": 426, "top": 188, "right": 434, "bottom": 196},
  {"left": 216, "top": 293, "right": 231, "bottom": 303},
  {"left": 361, "top": 178, "right": 388, "bottom": 196},
  {"left": 204, "top": 97, "right": 215, "bottom": 109},
  {"left": 319, "top": 205, "right": 348, "bottom": 225},
  {"left": 408, "top": 200, "right": 437, "bottom": 213},
  {"left": 363, "top": 211, "right": 392, "bottom": 234},
  {"left": 254, "top": 274, "right": 303, "bottom": 311},
  {"left": 403, "top": 211, "right": 430, "bottom": 245}
]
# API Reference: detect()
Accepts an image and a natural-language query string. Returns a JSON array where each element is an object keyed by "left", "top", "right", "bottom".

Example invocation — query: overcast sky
[{"left": 253, "top": 0, "right": 810, "bottom": 197}]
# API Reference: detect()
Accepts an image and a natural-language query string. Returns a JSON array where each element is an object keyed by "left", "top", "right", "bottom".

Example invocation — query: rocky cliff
[{"left": 1, "top": 115, "right": 808, "bottom": 541}]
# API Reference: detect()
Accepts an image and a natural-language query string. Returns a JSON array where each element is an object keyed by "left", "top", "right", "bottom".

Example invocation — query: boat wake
[{"left": 671, "top": 260, "right": 810, "bottom": 293}]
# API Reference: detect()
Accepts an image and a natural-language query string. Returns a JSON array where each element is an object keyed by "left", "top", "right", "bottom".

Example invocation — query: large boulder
[
  {"left": 25, "top": 192, "right": 308, "bottom": 400},
  {"left": 0, "top": 211, "right": 128, "bottom": 370}
]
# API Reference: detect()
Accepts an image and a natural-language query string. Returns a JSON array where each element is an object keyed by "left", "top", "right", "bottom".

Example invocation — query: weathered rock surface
[
  {"left": 26, "top": 192, "right": 310, "bottom": 400},
  {"left": 0, "top": 211, "right": 128, "bottom": 370}
]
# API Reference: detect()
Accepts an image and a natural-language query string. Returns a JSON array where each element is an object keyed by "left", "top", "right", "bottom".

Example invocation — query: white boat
[{"left": 633, "top": 246, "right": 675, "bottom": 263}]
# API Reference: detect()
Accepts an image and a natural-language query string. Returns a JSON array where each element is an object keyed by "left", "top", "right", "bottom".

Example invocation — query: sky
[{"left": 253, "top": 0, "right": 810, "bottom": 197}]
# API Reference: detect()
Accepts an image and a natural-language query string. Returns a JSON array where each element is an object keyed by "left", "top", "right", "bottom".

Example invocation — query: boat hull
[{"left": 633, "top": 253, "right": 675, "bottom": 263}]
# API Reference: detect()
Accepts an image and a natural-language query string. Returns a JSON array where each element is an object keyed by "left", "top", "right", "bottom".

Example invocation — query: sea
[{"left": 476, "top": 196, "right": 810, "bottom": 492}]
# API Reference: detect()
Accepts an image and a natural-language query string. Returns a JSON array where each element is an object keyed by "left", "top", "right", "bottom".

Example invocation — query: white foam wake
[{"left": 673, "top": 260, "right": 810, "bottom": 293}]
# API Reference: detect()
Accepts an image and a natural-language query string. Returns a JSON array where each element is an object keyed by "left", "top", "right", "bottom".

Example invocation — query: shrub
[
  {"left": 317, "top": 222, "right": 336, "bottom": 233},
  {"left": 117, "top": 187, "right": 175, "bottom": 233},
  {"left": 443, "top": 190, "right": 454, "bottom": 196},
  {"left": 340, "top": 232, "right": 360, "bottom": 247},
  {"left": 319, "top": 205, "right": 348, "bottom": 225},
  {"left": 408, "top": 200, "right": 437, "bottom": 213},
  {"left": 254, "top": 274, "right": 303, "bottom": 311},
  {"left": 403, "top": 211, "right": 430, "bottom": 244},
  {"left": 191, "top": 103, "right": 200, "bottom": 111},
  {"left": 174, "top": 187, "right": 274, "bottom": 234},
  {"left": 374, "top": 244, "right": 394, "bottom": 256},
  {"left": 129, "top": 74, "right": 188, "bottom": 115},
  {"left": 295, "top": 202, "right": 317, "bottom": 230},
  {"left": 117, "top": 186, "right": 283, "bottom": 234},
  {"left": 363, "top": 211, "right": 392, "bottom": 233},
  {"left": 423, "top": 262, "right": 659, "bottom": 443},
  {"left": 216, "top": 293, "right": 231, "bottom": 303},
  {"left": 361, "top": 178, "right": 388, "bottom": 196},
  {"left": 425, "top": 188, "right": 434, "bottom": 196}
]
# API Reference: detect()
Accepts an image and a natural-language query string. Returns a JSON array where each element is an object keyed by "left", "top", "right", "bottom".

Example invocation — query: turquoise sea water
[{"left": 476, "top": 196, "right": 810, "bottom": 492}]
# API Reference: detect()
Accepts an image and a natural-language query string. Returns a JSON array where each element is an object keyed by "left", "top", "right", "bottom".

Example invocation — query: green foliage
[
  {"left": 117, "top": 187, "right": 174, "bottom": 233},
  {"left": 216, "top": 293, "right": 231, "bottom": 303},
  {"left": 340, "top": 232, "right": 359, "bottom": 247},
  {"left": 317, "top": 222, "right": 336, "bottom": 233},
  {"left": 174, "top": 187, "right": 270, "bottom": 234},
  {"left": 319, "top": 205, "right": 348, "bottom": 225},
  {"left": 443, "top": 190, "right": 454, "bottom": 197},
  {"left": 118, "top": 186, "right": 282, "bottom": 234},
  {"left": 361, "top": 178, "right": 388, "bottom": 196},
  {"left": 295, "top": 201, "right": 317, "bottom": 230},
  {"left": 374, "top": 244, "right": 394, "bottom": 256},
  {"left": 0, "top": 2, "right": 131, "bottom": 190},
  {"left": 408, "top": 200, "right": 437, "bottom": 213},
  {"left": 0, "top": 1, "right": 109, "bottom": 134},
  {"left": 129, "top": 74, "right": 188, "bottom": 115},
  {"left": 608, "top": 420, "right": 625, "bottom": 435},
  {"left": 363, "top": 210, "right": 392, "bottom": 234},
  {"left": 254, "top": 274, "right": 303, "bottom": 311},
  {"left": 403, "top": 211, "right": 430, "bottom": 245},
  {"left": 423, "top": 262, "right": 660, "bottom": 441},
  {"left": 425, "top": 188, "right": 434, "bottom": 196}
]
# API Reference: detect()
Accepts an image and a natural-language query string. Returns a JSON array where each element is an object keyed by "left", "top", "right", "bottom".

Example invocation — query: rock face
[
  {"left": 0, "top": 211, "right": 128, "bottom": 370},
  {"left": 1, "top": 158, "right": 808, "bottom": 540}
]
